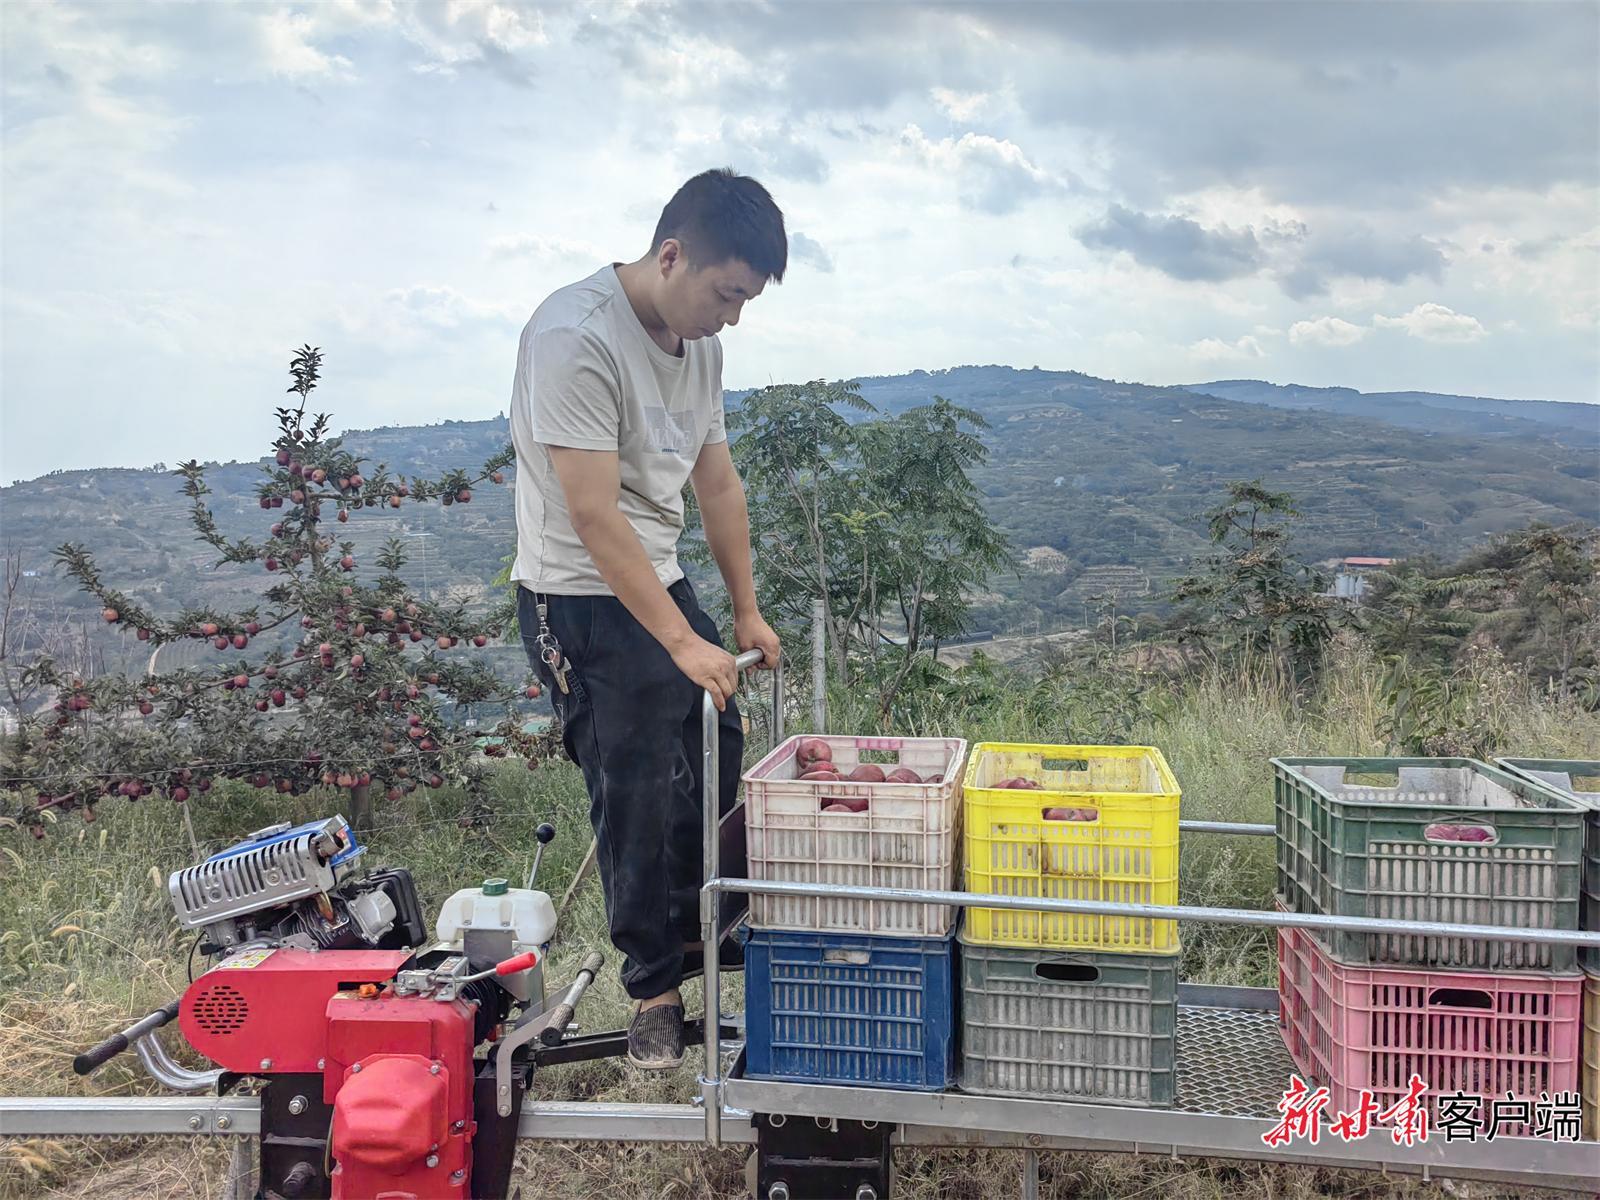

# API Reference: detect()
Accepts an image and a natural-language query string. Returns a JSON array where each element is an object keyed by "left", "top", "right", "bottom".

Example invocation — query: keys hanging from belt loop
[{"left": 533, "top": 596, "right": 571, "bottom": 695}]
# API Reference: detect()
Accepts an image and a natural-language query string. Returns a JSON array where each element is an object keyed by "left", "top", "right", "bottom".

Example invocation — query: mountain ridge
[{"left": 2, "top": 365, "right": 1593, "bottom": 641}]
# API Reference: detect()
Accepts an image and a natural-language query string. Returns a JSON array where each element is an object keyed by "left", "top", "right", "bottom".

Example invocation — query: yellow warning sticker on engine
[{"left": 216, "top": 948, "right": 275, "bottom": 970}]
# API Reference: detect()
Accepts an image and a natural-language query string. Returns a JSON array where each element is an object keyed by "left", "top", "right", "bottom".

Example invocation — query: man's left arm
[{"left": 690, "top": 439, "right": 780, "bottom": 669}]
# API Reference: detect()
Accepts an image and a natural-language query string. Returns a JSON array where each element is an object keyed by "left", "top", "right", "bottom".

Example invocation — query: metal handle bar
[
  {"left": 135, "top": 1032, "right": 222, "bottom": 1093},
  {"left": 1180, "top": 820, "right": 1273, "bottom": 836},
  {"left": 539, "top": 950, "right": 605, "bottom": 1047},
  {"left": 75, "top": 1000, "right": 180, "bottom": 1076},
  {"left": 702, "top": 647, "right": 782, "bottom": 1150},
  {"left": 707, "top": 877, "right": 1600, "bottom": 947}
]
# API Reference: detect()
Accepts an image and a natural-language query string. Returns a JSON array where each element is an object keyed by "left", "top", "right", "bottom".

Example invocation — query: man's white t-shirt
[{"left": 509, "top": 263, "right": 725, "bottom": 595}]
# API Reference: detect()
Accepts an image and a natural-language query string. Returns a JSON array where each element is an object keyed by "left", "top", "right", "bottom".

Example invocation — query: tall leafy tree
[
  {"left": 1169, "top": 480, "right": 1337, "bottom": 680},
  {"left": 715, "top": 381, "right": 1012, "bottom": 720},
  {"left": 1475, "top": 523, "right": 1598, "bottom": 694}
]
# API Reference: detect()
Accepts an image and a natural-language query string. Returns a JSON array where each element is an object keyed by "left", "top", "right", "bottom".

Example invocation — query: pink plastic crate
[
  {"left": 741, "top": 734, "right": 968, "bottom": 937},
  {"left": 1275, "top": 899, "right": 1583, "bottom": 1136}
]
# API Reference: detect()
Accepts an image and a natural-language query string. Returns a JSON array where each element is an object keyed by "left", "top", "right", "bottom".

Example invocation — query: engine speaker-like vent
[{"left": 192, "top": 984, "right": 250, "bottom": 1035}]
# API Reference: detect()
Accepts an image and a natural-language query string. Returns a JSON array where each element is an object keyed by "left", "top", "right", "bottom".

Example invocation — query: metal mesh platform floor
[
  {"left": 1174, "top": 1003, "right": 1299, "bottom": 1118},
  {"left": 719, "top": 993, "right": 1300, "bottom": 1121}
]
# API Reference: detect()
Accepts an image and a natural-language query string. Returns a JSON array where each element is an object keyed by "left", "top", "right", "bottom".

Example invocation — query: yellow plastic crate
[
  {"left": 961, "top": 743, "right": 1182, "bottom": 953},
  {"left": 1584, "top": 972, "right": 1598, "bottom": 1143}
]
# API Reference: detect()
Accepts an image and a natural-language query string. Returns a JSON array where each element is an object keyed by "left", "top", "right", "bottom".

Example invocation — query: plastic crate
[
  {"left": 957, "top": 938, "right": 1176, "bottom": 1106},
  {"left": 1496, "top": 759, "right": 1600, "bottom": 975},
  {"left": 1585, "top": 972, "right": 1599, "bottom": 1143},
  {"left": 1275, "top": 900, "right": 1583, "bottom": 1138},
  {"left": 742, "top": 734, "right": 968, "bottom": 937},
  {"left": 961, "top": 743, "right": 1181, "bottom": 953},
  {"left": 1273, "top": 757, "right": 1586, "bottom": 972},
  {"left": 742, "top": 928, "right": 956, "bottom": 1091}
]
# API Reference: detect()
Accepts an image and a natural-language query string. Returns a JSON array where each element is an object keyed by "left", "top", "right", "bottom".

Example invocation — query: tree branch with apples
[{"left": 2, "top": 346, "right": 553, "bottom": 838}]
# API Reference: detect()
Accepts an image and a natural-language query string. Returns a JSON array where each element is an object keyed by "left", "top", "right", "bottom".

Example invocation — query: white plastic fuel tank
[{"left": 435, "top": 877, "right": 557, "bottom": 949}]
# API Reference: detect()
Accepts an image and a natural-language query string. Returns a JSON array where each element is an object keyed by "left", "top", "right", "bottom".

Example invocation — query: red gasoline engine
[{"left": 75, "top": 816, "right": 602, "bottom": 1200}]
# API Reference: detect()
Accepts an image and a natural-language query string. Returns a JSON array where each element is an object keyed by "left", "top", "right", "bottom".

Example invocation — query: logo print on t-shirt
[{"left": 642, "top": 405, "right": 695, "bottom": 455}]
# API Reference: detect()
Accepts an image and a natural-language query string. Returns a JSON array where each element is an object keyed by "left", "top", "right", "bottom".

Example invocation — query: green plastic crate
[
  {"left": 1496, "top": 759, "right": 1600, "bottom": 974},
  {"left": 1273, "top": 757, "right": 1586, "bottom": 972},
  {"left": 956, "top": 938, "right": 1177, "bottom": 1107}
]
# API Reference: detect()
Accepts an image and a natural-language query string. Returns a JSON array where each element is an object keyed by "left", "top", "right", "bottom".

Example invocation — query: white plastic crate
[{"left": 742, "top": 734, "right": 968, "bottom": 937}]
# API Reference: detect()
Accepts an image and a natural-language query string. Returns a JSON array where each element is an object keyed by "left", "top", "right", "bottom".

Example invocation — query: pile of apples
[
  {"left": 791, "top": 737, "right": 944, "bottom": 813},
  {"left": 990, "top": 774, "right": 1097, "bottom": 820}
]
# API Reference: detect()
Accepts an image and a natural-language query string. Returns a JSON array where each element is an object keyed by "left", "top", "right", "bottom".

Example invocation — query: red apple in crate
[
  {"left": 799, "top": 769, "right": 842, "bottom": 782},
  {"left": 821, "top": 803, "right": 855, "bottom": 813},
  {"left": 885, "top": 767, "right": 923, "bottom": 784},
  {"left": 836, "top": 795, "right": 870, "bottom": 812},
  {"left": 847, "top": 764, "right": 886, "bottom": 783},
  {"left": 1426, "top": 824, "right": 1493, "bottom": 843},
  {"left": 1044, "top": 807, "right": 1098, "bottom": 821},
  {"left": 795, "top": 737, "right": 833, "bottom": 770}
]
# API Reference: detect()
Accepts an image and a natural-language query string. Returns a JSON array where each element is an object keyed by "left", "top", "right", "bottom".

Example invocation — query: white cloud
[
  {"left": 486, "top": 233, "right": 602, "bottom": 262},
  {"left": 258, "top": 9, "right": 357, "bottom": 80},
  {"left": 1288, "top": 316, "right": 1369, "bottom": 347},
  {"left": 334, "top": 285, "right": 523, "bottom": 355},
  {"left": 1373, "top": 302, "right": 1489, "bottom": 344},
  {"left": 930, "top": 86, "right": 993, "bottom": 122},
  {"left": 1189, "top": 335, "right": 1266, "bottom": 362},
  {"left": 896, "top": 124, "right": 1068, "bottom": 214}
]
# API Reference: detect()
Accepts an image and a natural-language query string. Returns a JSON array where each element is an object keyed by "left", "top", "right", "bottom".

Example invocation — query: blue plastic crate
[{"left": 742, "top": 928, "right": 956, "bottom": 1091}]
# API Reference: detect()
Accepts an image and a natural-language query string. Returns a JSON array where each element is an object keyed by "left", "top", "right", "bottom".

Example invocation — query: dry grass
[{"left": 4, "top": 655, "right": 1596, "bottom": 1199}]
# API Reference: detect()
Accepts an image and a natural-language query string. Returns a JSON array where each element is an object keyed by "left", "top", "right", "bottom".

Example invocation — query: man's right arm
[{"left": 546, "top": 445, "right": 740, "bottom": 710}]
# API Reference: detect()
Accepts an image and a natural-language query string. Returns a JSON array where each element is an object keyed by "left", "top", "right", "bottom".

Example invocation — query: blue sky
[{"left": 2, "top": 0, "right": 1596, "bottom": 485}]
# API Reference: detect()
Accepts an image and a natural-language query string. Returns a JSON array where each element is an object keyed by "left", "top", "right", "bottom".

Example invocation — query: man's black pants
[{"left": 519, "top": 579, "right": 743, "bottom": 1000}]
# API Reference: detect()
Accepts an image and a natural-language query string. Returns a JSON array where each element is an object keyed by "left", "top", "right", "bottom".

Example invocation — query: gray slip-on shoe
[{"left": 626, "top": 1003, "right": 685, "bottom": 1071}]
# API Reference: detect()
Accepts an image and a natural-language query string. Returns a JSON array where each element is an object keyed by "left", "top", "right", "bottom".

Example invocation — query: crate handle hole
[
  {"left": 822, "top": 949, "right": 872, "bottom": 966},
  {"left": 1034, "top": 963, "right": 1100, "bottom": 983},
  {"left": 1041, "top": 757, "right": 1090, "bottom": 773},
  {"left": 1427, "top": 987, "right": 1493, "bottom": 1010},
  {"left": 1345, "top": 770, "right": 1400, "bottom": 787},
  {"left": 1422, "top": 822, "right": 1498, "bottom": 845}
]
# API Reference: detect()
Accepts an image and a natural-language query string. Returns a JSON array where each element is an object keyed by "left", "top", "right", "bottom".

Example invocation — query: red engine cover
[
  {"left": 180, "top": 948, "right": 411, "bottom": 1073},
  {"left": 324, "top": 989, "right": 477, "bottom": 1200}
]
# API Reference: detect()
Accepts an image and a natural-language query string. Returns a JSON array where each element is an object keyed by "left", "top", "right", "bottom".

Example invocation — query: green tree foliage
[
  {"left": 1360, "top": 560, "right": 1495, "bottom": 669},
  {"left": 1478, "top": 523, "right": 1598, "bottom": 694},
  {"left": 1168, "top": 481, "right": 1337, "bottom": 681},
  {"left": 720, "top": 380, "right": 1013, "bottom": 721},
  {"left": 1366, "top": 522, "right": 1597, "bottom": 703}
]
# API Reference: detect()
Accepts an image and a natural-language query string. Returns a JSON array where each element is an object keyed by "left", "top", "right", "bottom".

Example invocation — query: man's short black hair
[{"left": 650, "top": 168, "right": 787, "bottom": 283}]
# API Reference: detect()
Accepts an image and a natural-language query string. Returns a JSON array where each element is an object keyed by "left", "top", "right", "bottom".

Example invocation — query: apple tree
[{"left": 1, "top": 346, "right": 551, "bottom": 838}]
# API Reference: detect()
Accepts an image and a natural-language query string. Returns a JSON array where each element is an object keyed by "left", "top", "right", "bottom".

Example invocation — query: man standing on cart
[{"left": 508, "top": 168, "right": 786, "bottom": 1069}]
